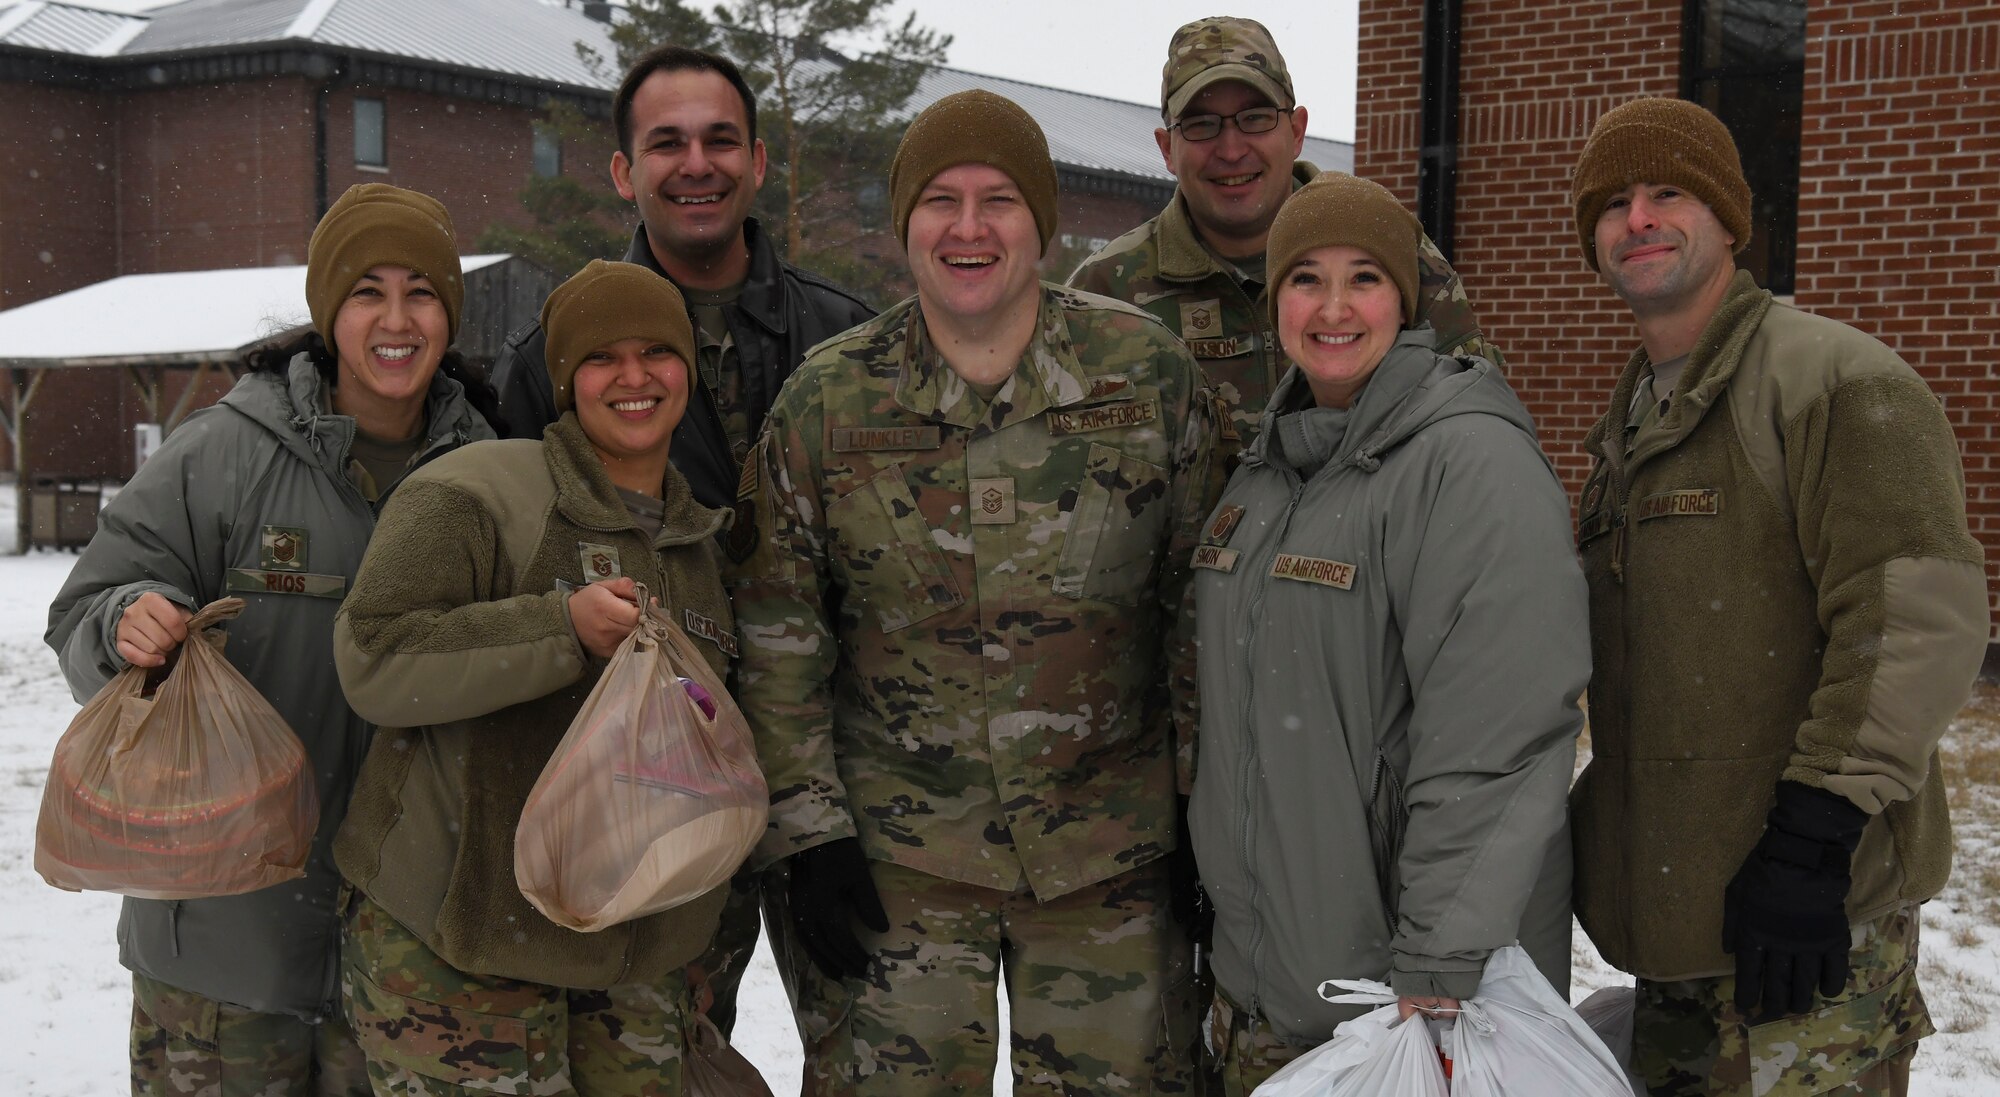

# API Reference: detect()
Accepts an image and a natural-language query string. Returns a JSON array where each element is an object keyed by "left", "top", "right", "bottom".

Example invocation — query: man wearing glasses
[{"left": 1072, "top": 16, "right": 1499, "bottom": 453}]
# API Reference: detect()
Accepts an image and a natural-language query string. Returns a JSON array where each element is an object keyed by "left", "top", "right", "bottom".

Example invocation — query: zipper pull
[{"left": 1610, "top": 515, "right": 1627, "bottom": 583}]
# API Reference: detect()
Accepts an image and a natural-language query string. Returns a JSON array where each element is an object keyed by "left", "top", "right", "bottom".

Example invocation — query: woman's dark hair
[{"left": 244, "top": 329, "right": 509, "bottom": 437}]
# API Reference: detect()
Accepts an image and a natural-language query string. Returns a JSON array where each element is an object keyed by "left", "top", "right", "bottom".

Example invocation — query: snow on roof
[{"left": 0, "top": 254, "right": 508, "bottom": 366}]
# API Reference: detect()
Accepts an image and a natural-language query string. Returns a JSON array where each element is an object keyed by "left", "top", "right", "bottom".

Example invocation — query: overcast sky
[{"left": 6, "top": 0, "right": 1361, "bottom": 141}]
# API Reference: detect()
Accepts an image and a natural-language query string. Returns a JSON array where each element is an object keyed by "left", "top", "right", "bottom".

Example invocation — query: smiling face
[
  {"left": 571, "top": 336, "right": 691, "bottom": 496},
  {"left": 1155, "top": 80, "right": 1308, "bottom": 257},
  {"left": 1276, "top": 245, "right": 1405, "bottom": 409},
  {"left": 905, "top": 163, "right": 1045, "bottom": 331},
  {"left": 1594, "top": 182, "right": 1738, "bottom": 317},
  {"left": 611, "top": 68, "right": 767, "bottom": 270},
  {"left": 330, "top": 264, "right": 449, "bottom": 427}
]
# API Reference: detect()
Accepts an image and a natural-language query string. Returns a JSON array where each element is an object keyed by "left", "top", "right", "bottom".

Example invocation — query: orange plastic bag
[
  {"left": 515, "top": 589, "right": 768, "bottom": 932},
  {"left": 35, "top": 597, "right": 319, "bottom": 900}
]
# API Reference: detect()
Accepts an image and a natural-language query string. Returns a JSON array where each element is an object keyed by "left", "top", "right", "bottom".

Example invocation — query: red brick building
[
  {"left": 0, "top": 0, "right": 1351, "bottom": 488},
  {"left": 1358, "top": 0, "right": 2000, "bottom": 643}
]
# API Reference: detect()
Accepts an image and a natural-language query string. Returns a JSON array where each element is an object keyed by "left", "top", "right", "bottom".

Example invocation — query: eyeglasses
[{"left": 1169, "top": 107, "right": 1292, "bottom": 142}]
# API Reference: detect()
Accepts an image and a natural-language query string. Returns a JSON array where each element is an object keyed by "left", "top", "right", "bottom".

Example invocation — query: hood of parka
[
  {"left": 219, "top": 352, "right": 485, "bottom": 479},
  {"left": 1243, "top": 326, "right": 1540, "bottom": 479}
]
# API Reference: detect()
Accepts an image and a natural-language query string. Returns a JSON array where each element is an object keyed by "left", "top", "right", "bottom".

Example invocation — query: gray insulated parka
[
  {"left": 1188, "top": 330, "right": 1589, "bottom": 1043},
  {"left": 45, "top": 355, "right": 492, "bottom": 1019}
]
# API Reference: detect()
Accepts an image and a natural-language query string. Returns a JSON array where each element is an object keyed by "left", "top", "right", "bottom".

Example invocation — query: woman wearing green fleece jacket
[
  {"left": 1186, "top": 174, "right": 1590, "bottom": 1096},
  {"left": 331, "top": 260, "right": 739, "bottom": 1095}
]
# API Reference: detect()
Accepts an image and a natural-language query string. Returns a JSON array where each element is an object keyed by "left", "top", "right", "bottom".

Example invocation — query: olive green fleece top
[
  {"left": 1572, "top": 271, "right": 1987, "bottom": 980},
  {"left": 332, "top": 414, "right": 736, "bottom": 989}
]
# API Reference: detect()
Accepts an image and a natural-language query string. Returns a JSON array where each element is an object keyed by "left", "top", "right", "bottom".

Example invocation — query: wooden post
[{"left": 2, "top": 367, "right": 48, "bottom": 554}]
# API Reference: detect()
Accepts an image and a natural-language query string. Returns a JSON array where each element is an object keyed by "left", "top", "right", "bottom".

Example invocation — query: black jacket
[{"left": 492, "top": 218, "right": 873, "bottom": 508}]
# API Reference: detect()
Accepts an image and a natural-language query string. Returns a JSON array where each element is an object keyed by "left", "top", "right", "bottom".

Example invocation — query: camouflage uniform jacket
[
  {"left": 1572, "top": 272, "right": 1987, "bottom": 980},
  {"left": 332, "top": 414, "right": 735, "bottom": 989},
  {"left": 730, "top": 284, "right": 1220, "bottom": 901},
  {"left": 1069, "top": 161, "right": 1499, "bottom": 455}
]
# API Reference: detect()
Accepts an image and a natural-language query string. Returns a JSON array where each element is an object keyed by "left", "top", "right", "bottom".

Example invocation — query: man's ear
[
  {"left": 610, "top": 150, "right": 637, "bottom": 203},
  {"left": 1155, "top": 127, "right": 1175, "bottom": 172},
  {"left": 750, "top": 137, "right": 768, "bottom": 191}
]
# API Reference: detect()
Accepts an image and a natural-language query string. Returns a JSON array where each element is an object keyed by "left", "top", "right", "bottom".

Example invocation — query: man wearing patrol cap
[
  {"left": 1071, "top": 15, "right": 1499, "bottom": 453},
  {"left": 1568, "top": 97, "right": 1986, "bottom": 1095},
  {"left": 730, "top": 88, "right": 1220, "bottom": 1093}
]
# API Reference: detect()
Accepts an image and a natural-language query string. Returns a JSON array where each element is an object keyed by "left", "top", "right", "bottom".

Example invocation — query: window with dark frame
[
  {"left": 354, "top": 97, "right": 387, "bottom": 168},
  {"left": 533, "top": 127, "right": 562, "bottom": 178},
  {"left": 1682, "top": 0, "right": 1805, "bottom": 295}
]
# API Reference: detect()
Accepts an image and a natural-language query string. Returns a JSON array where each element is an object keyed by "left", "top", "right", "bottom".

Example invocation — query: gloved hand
[
  {"left": 1722, "top": 782, "right": 1870, "bottom": 1016},
  {"left": 1168, "top": 795, "right": 1213, "bottom": 944},
  {"left": 786, "top": 838, "right": 889, "bottom": 982}
]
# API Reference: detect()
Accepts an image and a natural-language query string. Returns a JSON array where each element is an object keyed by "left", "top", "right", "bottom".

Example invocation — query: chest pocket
[
  {"left": 827, "top": 463, "right": 964, "bottom": 632},
  {"left": 1053, "top": 442, "right": 1172, "bottom": 607}
]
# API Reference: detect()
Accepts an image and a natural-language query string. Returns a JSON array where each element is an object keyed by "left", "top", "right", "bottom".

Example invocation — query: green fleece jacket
[
  {"left": 1572, "top": 271, "right": 1987, "bottom": 981},
  {"left": 332, "top": 414, "right": 737, "bottom": 989}
]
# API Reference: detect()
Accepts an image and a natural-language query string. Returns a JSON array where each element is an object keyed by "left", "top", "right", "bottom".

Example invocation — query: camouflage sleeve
[
  {"left": 1065, "top": 250, "right": 1115, "bottom": 296},
  {"left": 1414, "top": 232, "right": 1505, "bottom": 369},
  {"left": 1165, "top": 378, "right": 1227, "bottom": 794},
  {"left": 726, "top": 409, "right": 857, "bottom": 867}
]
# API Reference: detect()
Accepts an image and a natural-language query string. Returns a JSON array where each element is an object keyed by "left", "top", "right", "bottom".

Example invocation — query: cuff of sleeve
[
  {"left": 753, "top": 799, "right": 859, "bottom": 871},
  {"left": 102, "top": 584, "right": 197, "bottom": 670},
  {"left": 1389, "top": 955, "right": 1486, "bottom": 1000}
]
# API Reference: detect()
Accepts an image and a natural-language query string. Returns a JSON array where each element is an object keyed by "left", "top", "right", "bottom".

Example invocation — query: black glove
[
  {"left": 1169, "top": 796, "right": 1214, "bottom": 944},
  {"left": 1722, "top": 782, "right": 1870, "bottom": 1016},
  {"left": 786, "top": 838, "right": 889, "bottom": 982}
]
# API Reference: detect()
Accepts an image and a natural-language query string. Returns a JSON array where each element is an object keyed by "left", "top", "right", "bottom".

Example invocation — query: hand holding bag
[
  {"left": 1252, "top": 980, "right": 1450, "bottom": 1097},
  {"left": 36, "top": 597, "right": 319, "bottom": 899},
  {"left": 516, "top": 588, "right": 768, "bottom": 932},
  {"left": 1446, "top": 946, "right": 1635, "bottom": 1096}
]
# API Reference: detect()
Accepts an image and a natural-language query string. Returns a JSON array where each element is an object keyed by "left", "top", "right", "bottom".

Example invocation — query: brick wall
[
  {"left": 1359, "top": 0, "right": 2000, "bottom": 636},
  {"left": 1794, "top": 0, "right": 2000, "bottom": 633},
  {"left": 0, "top": 82, "right": 119, "bottom": 308}
]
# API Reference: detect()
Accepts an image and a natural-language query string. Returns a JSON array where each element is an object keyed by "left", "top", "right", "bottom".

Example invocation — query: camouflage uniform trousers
[
  {"left": 132, "top": 972, "right": 371, "bottom": 1097},
  {"left": 339, "top": 893, "right": 693, "bottom": 1097},
  {"left": 1633, "top": 902, "right": 1931, "bottom": 1096},
  {"left": 1201, "top": 985, "right": 1314, "bottom": 1097},
  {"left": 778, "top": 857, "right": 1201, "bottom": 1096},
  {"left": 679, "top": 866, "right": 763, "bottom": 1036}
]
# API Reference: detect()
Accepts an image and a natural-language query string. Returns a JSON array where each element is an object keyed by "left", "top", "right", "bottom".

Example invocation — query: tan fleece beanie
[
  {"left": 889, "top": 90, "right": 1059, "bottom": 250},
  {"left": 1571, "top": 97, "right": 1753, "bottom": 271},
  {"left": 306, "top": 183, "right": 464, "bottom": 344},
  {"left": 1266, "top": 172, "right": 1424, "bottom": 326},
  {"left": 539, "top": 260, "right": 696, "bottom": 414}
]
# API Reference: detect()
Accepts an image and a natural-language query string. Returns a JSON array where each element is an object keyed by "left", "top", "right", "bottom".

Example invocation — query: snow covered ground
[{"left": 1, "top": 487, "right": 1993, "bottom": 1094}]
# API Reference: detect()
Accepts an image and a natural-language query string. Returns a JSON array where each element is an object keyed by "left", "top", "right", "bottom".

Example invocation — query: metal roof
[{"left": 0, "top": 0, "right": 1351, "bottom": 182}]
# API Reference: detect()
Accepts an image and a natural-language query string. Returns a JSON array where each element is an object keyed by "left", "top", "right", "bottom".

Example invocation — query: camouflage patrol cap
[{"left": 1161, "top": 17, "right": 1295, "bottom": 120}]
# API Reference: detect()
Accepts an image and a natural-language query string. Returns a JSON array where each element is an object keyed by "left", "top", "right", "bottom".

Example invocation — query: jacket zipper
[{"left": 1233, "top": 472, "right": 1307, "bottom": 1019}]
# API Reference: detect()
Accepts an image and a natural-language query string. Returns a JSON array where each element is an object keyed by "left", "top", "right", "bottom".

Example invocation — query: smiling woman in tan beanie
[
  {"left": 329, "top": 253, "right": 740, "bottom": 1094},
  {"left": 1186, "top": 170, "right": 1587, "bottom": 1092},
  {"left": 44, "top": 189, "right": 500, "bottom": 1094}
]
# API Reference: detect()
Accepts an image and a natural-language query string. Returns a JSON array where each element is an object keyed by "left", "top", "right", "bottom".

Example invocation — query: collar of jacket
[
  {"left": 225, "top": 353, "right": 481, "bottom": 478},
  {"left": 1156, "top": 160, "right": 1321, "bottom": 282},
  {"left": 892, "top": 284, "right": 1102, "bottom": 432},
  {"left": 542, "top": 411, "right": 727, "bottom": 547},
  {"left": 621, "top": 216, "right": 790, "bottom": 337},
  {"left": 1583, "top": 269, "right": 1773, "bottom": 463},
  {"left": 1247, "top": 327, "right": 1448, "bottom": 475}
]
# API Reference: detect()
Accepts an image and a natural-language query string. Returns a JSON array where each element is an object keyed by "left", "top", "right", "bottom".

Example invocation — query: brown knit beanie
[
  {"left": 889, "top": 90, "right": 1059, "bottom": 251},
  {"left": 1266, "top": 172, "right": 1424, "bottom": 327},
  {"left": 1571, "top": 98, "right": 1752, "bottom": 271},
  {"left": 306, "top": 183, "right": 464, "bottom": 345},
  {"left": 539, "top": 260, "right": 696, "bottom": 413}
]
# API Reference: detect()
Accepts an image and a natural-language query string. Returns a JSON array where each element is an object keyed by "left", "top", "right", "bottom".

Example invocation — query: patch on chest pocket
[
  {"left": 579, "top": 542, "right": 622, "bottom": 582},
  {"left": 259, "top": 525, "right": 308, "bottom": 571},
  {"left": 1192, "top": 545, "right": 1240, "bottom": 572},
  {"left": 1269, "top": 553, "right": 1356, "bottom": 590},
  {"left": 1047, "top": 396, "right": 1160, "bottom": 435},
  {"left": 1635, "top": 489, "right": 1721, "bottom": 522}
]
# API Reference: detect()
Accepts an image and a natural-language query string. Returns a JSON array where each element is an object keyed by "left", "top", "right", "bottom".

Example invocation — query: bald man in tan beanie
[
  {"left": 1569, "top": 97, "right": 1985, "bottom": 1096},
  {"left": 728, "top": 89, "right": 1223, "bottom": 1094}
]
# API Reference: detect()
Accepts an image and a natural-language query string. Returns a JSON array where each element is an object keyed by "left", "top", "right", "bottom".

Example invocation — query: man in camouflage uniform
[
  {"left": 730, "top": 89, "right": 1219, "bottom": 1094},
  {"left": 1569, "top": 98, "right": 1986, "bottom": 1095},
  {"left": 1070, "top": 16, "right": 1499, "bottom": 453}
]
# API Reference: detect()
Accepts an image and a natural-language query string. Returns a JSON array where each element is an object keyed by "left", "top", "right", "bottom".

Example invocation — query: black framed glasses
[{"left": 1169, "top": 107, "right": 1291, "bottom": 142}]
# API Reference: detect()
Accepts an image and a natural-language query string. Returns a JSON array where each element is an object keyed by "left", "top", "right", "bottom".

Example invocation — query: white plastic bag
[
  {"left": 1253, "top": 980, "right": 1449, "bottom": 1097},
  {"left": 1448, "top": 947, "right": 1634, "bottom": 1096},
  {"left": 1574, "top": 986, "right": 1643, "bottom": 1094}
]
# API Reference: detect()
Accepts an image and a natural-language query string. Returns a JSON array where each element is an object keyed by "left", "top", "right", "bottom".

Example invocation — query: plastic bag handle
[
  {"left": 186, "top": 597, "right": 246, "bottom": 632},
  {"left": 1318, "top": 977, "right": 1400, "bottom": 1006}
]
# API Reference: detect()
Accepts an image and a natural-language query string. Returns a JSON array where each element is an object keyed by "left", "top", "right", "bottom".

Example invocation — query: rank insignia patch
[
  {"left": 259, "top": 525, "right": 308, "bottom": 571},
  {"left": 579, "top": 542, "right": 622, "bottom": 582}
]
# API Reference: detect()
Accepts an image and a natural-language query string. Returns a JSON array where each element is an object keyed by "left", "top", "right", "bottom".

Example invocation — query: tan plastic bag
[
  {"left": 515, "top": 589, "right": 768, "bottom": 932},
  {"left": 35, "top": 597, "right": 319, "bottom": 900},
  {"left": 685, "top": 1012, "right": 775, "bottom": 1097}
]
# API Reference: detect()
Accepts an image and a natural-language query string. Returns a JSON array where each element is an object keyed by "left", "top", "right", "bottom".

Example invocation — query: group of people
[{"left": 44, "top": 14, "right": 1984, "bottom": 1097}]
